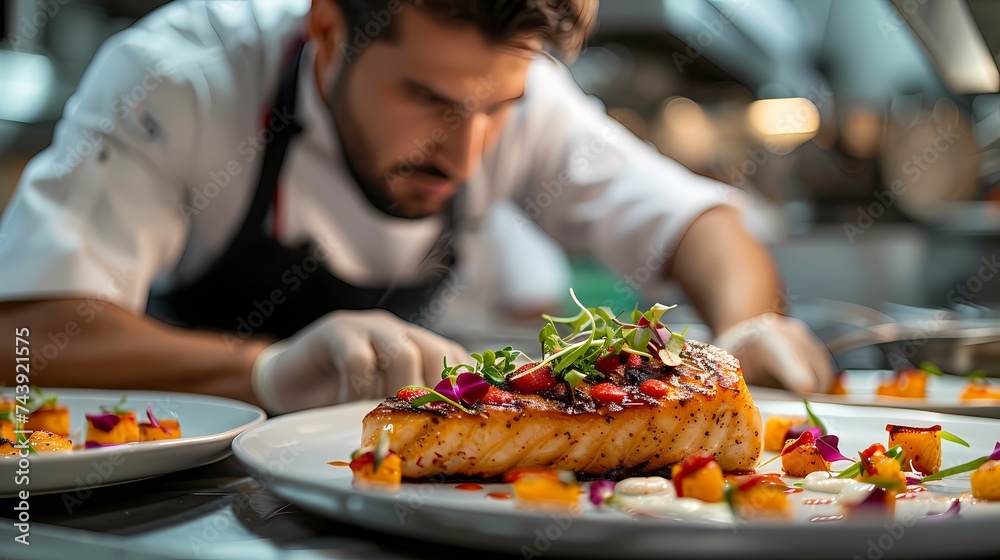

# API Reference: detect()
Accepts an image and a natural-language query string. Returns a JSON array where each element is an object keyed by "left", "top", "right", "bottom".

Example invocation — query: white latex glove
[
  {"left": 712, "top": 312, "right": 834, "bottom": 393},
  {"left": 251, "top": 309, "right": 470, "bottom": 414}
]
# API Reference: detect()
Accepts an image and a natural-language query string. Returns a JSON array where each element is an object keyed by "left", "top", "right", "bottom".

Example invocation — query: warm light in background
[
  {"left": 652, "top": 96, "right": 717, "bottom": 170},
  {"left": 746, "top": 97, "right": 821, "bottom": 155}
]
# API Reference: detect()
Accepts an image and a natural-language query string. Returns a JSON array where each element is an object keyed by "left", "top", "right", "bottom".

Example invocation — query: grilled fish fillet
[{"left": 361, "top": 340, "right": 762, "bottom": 480}]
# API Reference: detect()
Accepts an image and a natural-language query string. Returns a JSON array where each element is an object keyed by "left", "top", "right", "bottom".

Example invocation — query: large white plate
[
  {"left": 232, "top": 399, "right": 1000, "bottom": 559},
  {"left": 0, "top": 388, "right": 265, "bottom": 497},
  {"left": 752, "top": 370, "right": 1000, "bottom": 418}
]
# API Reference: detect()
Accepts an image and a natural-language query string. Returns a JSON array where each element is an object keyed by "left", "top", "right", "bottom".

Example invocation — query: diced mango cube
[
  {"left": 877, "top": 369, "right": 926, "bottom": 399},
  {"left": 887, "top": 428, "right": 941, "bottom": 475},
  {"left": 781, "top": 441, "right": 830, "bottom": 477},
  {"left": 86, "top": 411, "right": 140, "bottom": 445},
  {"left": 732, "top": 485, "right": 791, "bottom": 520},
  {"left": 349, "top": 451, "right": 402, "bottom": 490},
  {"left": 140, "top": 419, "right": 182, "bottom": 441},
  {"left": 764, "top": 416, "right": 804, "bottom": 452},
  {"left": 971, "top": 459, "right": 1000, "bottom": 501},
  {"left": 26, "top": 405, "right": 70, "bottom": 438},
  {"left": 511, "top": 474, "right": 581, "bottom": 514},
  {"left": 671, "top": 460, "right": 724, "bottom": 503}
]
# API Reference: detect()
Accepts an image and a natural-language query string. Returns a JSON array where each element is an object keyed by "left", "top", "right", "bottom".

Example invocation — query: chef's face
[{"left": 310, "top": 2, "right": 538, "bottom": 219}]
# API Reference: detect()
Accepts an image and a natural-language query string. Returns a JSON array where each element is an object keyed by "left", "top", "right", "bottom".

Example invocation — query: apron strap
[{"left": 237, "top": 40, "right": 305, "bottom": 242}]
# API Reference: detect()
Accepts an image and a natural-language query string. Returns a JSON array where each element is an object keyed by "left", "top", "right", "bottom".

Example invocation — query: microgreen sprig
[
  {"left": 918, "top": 361, "right": 944, "bottom": 376},
  {"left": 26, "top": 385, "right": 58, "bottom": 414},
  {"left": 99, "top": 394, "right": 130, "bottom": 415},
  {"left": 442, "top": 347, "right": 525, "bottom": 387},
  {"left": 920, "top": 442, "right": 1000, "bottom": 482}
]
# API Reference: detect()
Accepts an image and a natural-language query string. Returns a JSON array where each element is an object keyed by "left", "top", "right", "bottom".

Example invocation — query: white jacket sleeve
[
  {"left": 0, "top": 27, "right": 202, "bottom": 312},
  {"left": 510, "top": 58, "right": 745, "bottom": 288}
]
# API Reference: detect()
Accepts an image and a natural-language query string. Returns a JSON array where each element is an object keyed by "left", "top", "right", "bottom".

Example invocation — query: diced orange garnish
[
  {"left": 876, "top": 369, "right": 926, "bottom": 399},
  {"left": 781, "top": 441, "right": 830, "bottom": 477},
  {"left": 671, "top": 452, "right": 724, "bottom": 502},
  {"left": 26, "top": 404, "right": 70, "bottom": 438},
  {"left": 886, "top": 424, "right": 941, "bottom": 475},
  {"left": 503, "top": 466, "right": 564, "bottom": 483},
  {"left": 764, "top": 417, "right": 805, "bottom": 452},
  {"left": 511, "top": 473, "right": 581, "bottom": 514},
  {"left": 732, "top": 485, "right": 791, "bottom": 519},
  {"left": 961, "top": 381, "right": 1000, "bottom": 401},
  {"left": 349, "top": 451, "right": 403, "bottom": 490},
  {"left": 140, "top": 419, "right": 182, "bottom": 441},
  {"left": 971, "top": 459, "right": 1000, "bottom": 500},
  {"left": 86, "top": 412, "right": 140, "bottom": 445}
]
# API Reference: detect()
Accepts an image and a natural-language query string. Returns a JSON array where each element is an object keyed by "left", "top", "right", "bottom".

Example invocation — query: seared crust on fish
[{"left": 361, "top": 340, "right": 763, "bottom": 480}]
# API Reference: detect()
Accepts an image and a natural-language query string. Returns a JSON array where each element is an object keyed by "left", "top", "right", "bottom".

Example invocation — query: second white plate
[{"left": 0, "top": 388, "right": 266, "bottom": 497}]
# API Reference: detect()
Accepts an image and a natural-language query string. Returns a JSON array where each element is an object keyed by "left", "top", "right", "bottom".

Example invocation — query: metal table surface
[{"left": 0, "top": 454, "right": 518, "bottom": 560}]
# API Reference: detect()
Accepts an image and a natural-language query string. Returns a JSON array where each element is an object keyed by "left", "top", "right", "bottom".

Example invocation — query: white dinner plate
[
  {"left": 232, "top": 399, "right": 1000, "bottom": 559},
  {"left": 753, "top": 370, "right": 1000, "bottom": 418},
  {"left": 0, "top": 388, "right": 266, "bottom": 497}
]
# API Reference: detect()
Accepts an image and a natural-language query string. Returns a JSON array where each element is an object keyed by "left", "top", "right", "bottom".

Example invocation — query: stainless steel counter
[{"left": 0, "top": 454, "right": 517, "bottom": 560}]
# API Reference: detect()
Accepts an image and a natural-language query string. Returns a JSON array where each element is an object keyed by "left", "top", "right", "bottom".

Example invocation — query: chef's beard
[{"left": 324, "top": 60, "right": 451, "bottom": 220}]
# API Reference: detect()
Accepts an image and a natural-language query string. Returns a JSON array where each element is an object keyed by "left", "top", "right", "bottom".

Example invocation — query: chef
[{"left": 0, "top": 0, "right": 833, "bottom": 414}]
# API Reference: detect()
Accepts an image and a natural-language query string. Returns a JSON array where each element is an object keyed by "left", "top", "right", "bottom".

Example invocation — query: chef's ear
[{"left": 308, "top": 0, "right": 347, "bottom": 52}]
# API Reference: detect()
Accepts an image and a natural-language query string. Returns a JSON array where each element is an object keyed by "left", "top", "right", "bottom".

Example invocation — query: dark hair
[{"left": 335, "top": 0, "right": 598, "bottom": 60}]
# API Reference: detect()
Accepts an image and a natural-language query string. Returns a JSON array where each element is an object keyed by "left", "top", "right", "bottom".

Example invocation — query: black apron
[{"left": 147, "top": 43, "right": 459, "bottom": 340}]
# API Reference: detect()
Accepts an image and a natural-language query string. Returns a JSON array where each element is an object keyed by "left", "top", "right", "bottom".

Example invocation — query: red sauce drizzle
[
  {"left": 809, "top": 514, "right": 844, "bottom": 523},
  {"left": 456, "top": 483, "right": 484, "bottom": 491},
  {"left": 487, "top": 492, "right": 512, "bottom": 500},
  {"left": 781, "top": 430, "right": 816, "bottom": 456},
  {"left": 328, "top": 461, "right": 350, "bottom": 467},
  {"left": 783, "top": 487, "right": 804, "bottom": 494},
  {"left": 804, "top": 498, "right": 835, "bottom": 505}
]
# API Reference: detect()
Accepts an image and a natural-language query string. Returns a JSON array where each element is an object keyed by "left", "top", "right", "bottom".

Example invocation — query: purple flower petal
[
  {"left": 989, "top": 442, "right": 1000, "bottom": 461},
  {"left": 816, "top": 434, "right": 853, "bottom": 462},
  {"left": 921, "top": 500, "right": 960, "bottom": 521},
  {"left": 589, "top": 480, "right": 616, "bottom": 507},
  {"left": 433, "top": 378, "right": 459, "bottom": 402},
  {"left": 805, "top": 427, "right": 823, "bottom": 440},
  {"left": 455, "top": 372, "right": 490, "bottom": 405},
  {"left": 145, "top": 404, "right": 172, "bottom": 435},
  {"left": 851, "top": 485, "right": 892, "bottom": 516},
  {"left": 84, "top": 440, "right": 119, "bottom": 449},
  {"left": 653, "top": 327, "right": 672, "bottom": 348},
  {"left": 86, "top": 413, "right": 120, "bottom": 432},
  {"left": 786, "top": 423, "right": 812, "bottom": 440}
]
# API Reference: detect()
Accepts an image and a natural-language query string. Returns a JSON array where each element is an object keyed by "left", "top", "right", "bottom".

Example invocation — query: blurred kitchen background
[{"left": 2, "top": 0, "right": 1000, "bottom": 372}]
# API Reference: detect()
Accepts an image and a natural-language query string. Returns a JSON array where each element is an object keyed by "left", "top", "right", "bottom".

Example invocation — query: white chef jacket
[{"left": 0, "top": 0, "right": 742, "bottom": 314}]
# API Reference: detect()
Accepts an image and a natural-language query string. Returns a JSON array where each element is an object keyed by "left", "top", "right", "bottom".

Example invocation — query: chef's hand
[
  {"left": 251, "top": 310, "right": 469, "bottom": 414},
  {"left": 712, "top": 313, "right": 834, "bottom": 393}
]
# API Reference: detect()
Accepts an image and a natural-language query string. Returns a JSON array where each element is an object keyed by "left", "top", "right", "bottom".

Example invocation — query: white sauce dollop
[
  {"left": 615, "top": 476, "right": 672, "bottom": 496},
  {"left": 610, "top": 476, "right": 732, "bottom": 523},
  {"left": 837, "top": 481, "right": 879, "bottom": 505},
  {"left": 802, "top": 471, "right": 857, "bottom": 494}
]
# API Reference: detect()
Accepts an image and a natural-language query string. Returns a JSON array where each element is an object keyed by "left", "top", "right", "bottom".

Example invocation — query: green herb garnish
[
  {"left": 803, "top": 400, "right": 827, "bottom": 435},
  {"left": 25, "top": 385, "right": 58, "bottom": 414},
  {"left": 939, "top": 430, "right": 971, "bottom": 447},
  {"left": 99, "top": 394, "right": 130, "bottom": 415},
  {"left": 919, "top": 361, "right": 944, "bottom": 376}
]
